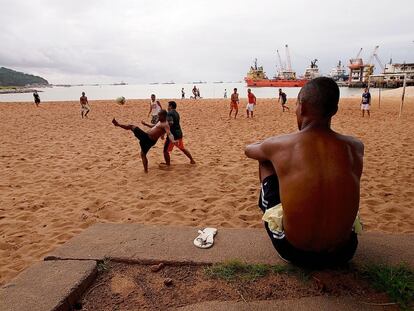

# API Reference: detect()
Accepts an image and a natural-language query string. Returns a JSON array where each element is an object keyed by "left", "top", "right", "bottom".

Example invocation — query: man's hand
[{"left": 112, "top": 118, "right": 119, "bottom": 127}]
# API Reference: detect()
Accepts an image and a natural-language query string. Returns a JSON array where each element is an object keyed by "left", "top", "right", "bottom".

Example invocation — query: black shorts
[
  {"left": 35, "top": 99, "right": 40, "bottom": 104},
  {"left": 259, "top": 174, "right": 358, "bottom": 268},
  {"left": 133, "top": 127, "right": 156, "bottom": 155}
]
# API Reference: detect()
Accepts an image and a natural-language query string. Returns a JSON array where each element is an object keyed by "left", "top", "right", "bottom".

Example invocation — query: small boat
[{"left": 113, "top": 81, "right": 128, "bottom": 86}]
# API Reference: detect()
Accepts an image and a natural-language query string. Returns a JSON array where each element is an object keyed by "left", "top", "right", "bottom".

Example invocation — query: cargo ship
[{"left": 244, "top": 45, "right": 309, "bottom": 87}]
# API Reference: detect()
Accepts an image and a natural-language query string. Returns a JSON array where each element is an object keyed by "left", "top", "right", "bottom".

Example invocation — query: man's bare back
[
  {"left": 245, "top": 77, "right": 364, "bottom": 266},
  {"left": 258, "top": 128, "right": 363, "bottom": 251}
]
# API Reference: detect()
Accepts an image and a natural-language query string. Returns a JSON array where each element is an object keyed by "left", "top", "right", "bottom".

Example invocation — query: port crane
[
  {"left": 285, "top": 44, "right": 292, "bottom": 71},
  {"left": 367, "top": 45, "right": 384, "bottom": 73},
  {"left": 276, "top": 49, "right": 284, "bottom": 71}
]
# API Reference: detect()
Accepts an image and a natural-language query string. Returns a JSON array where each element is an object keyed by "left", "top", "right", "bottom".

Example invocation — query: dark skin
[
  {"left": 245, "top": 89, "right": 364, "bottom": 252},
  {"left": 162, "top": 103, "right": 196, "bottom": 166},
  {"left": 112, "top": 112, "right": 173, "bottom": 173}
]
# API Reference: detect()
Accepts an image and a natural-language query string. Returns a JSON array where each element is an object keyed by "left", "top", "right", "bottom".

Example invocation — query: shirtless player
[
  {"left": 229, "top": 88, "right": 239, "bottom": 119},
  {"left": 112, "top": 110, "right": 175, "bottom": 173},
  {"left": 245, "top": 77, "right": 364, "bottom": 267},
  {"left": 80, "top": 92, "right": 90, "bottom": 118}
]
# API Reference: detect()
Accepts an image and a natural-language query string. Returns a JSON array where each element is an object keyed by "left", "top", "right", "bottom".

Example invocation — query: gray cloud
[{"left": 0, "top": 0, "right": 413, "bottom": 83}]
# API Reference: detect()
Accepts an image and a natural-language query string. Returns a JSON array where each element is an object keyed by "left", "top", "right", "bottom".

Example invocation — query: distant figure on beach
[
  {"left": 33, "top": 91, "right": 40, "bottom": 107},
  {"left": 80, "top": 92, "right": 90, "bottom": 118},
  {"left": 224, "top": 89, "right": 227, "bottom": 98},
  {"left": 229, "top": 88, "right": 239, "bottom": 119},
  {"left": 163, "top": 101, "right": 196, "bottom": 166},
  {"left": 245, "top": 77, "right": 364, "bottom": 268},
  {"left": 361, "top": 87, "right": 371, "bottom": 117},
  {"left": 192, "top": 86, "right": 197, "bottom": 99},
  {"left": 112, "top": 110, "right": 174, "bottom": 173},
  {"left": 246, "top": 88, "right": 256, "bottom": 118},
  {"left": 196, "top": 87, "right": 201, "bottom": 98},
  {"left": 278, "top": 89, "right": 289, "bottom": 112},
  {"left": 181, "top": 88, "right": 185, "bottom": 99},
  {"left": 148, "top": 94, "right": 162, "bottom": 124}
]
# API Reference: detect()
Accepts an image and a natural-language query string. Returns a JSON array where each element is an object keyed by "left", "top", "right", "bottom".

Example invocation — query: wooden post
[
  {"left": 378, "top": 87, "right": 381, "bottom": 109},
  {"left": 399, "top": 74, "right": 407, "bottom": 118}
]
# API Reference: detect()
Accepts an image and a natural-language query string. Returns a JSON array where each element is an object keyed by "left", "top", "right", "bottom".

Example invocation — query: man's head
[
  {"left": 151, "top": 94, "right": 156, "bottom": 101},
  {"left": 168, "top": 101, "right": 177, "bottom": 111},
  {"left": 279, "top": 88, "right": 282, "bottom": 93},
  {"left": 158, "top": 109, "right": 168, "bottom": 122},
  {"left": 234, "top": 88, "right": 237, "bottom": 93},
  {"left": 296, "top": 77, "right": 340, "bottom": 129},
  {"left": 82, "top": 92, "right": 85, "bottom": 96},
  {"left": 364, "top": 87, "right": 369, "bottom": 92},
  {"left": 247, "top": 88, "right": 251, "bottom": 93}
]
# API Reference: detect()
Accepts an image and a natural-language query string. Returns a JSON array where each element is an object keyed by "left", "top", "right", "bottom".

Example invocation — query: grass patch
[
  {"left": 204, "top": 260, "right": 295, "bottom": 281},
  {"left": 97, "top": 258, "right": 111, "bottom": 272},
  {"left": 360, "top": 263, "right": 414, "bottom": 310}
]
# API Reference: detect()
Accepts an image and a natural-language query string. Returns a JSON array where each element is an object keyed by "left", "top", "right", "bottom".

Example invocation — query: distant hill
[{"left": 0, "top": 67, "right": 49, "bottom": 86}]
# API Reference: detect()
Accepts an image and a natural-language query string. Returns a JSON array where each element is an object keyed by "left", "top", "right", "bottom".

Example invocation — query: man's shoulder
[{"left": 335, "top": 133, "right": 364, "bottom": 153}]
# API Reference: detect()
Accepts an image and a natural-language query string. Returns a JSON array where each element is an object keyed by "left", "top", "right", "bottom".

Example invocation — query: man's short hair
[
  {"left": 82, "top": 92, "right": 85, "bottom": 95},
  {"left": 299, "top": 77, "right": 339, "bottom": 118},
  {"left": 158, "top": 109, "right": 167, "bottom": 117},
  {"left": 234, "top": 88, "right": 237, "bottom": 91},
  {"left": 168, "top": 101, "right": 177, "bottom": 109}
]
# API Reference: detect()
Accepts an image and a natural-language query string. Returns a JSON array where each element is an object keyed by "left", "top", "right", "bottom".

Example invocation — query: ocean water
[{"left": 0, "top": 82, "right": 364, "bottom": 102}]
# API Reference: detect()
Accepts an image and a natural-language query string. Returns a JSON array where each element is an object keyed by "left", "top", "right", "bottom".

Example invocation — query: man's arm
[
  {"left": 141, "top": 121, "right": 154, "bottom": 128},
  {"left": 164, "top": 123, "right": 175, "bottom": 143},
  {"left": 157, "top": 101, "right": 162, "bottom": 109},
  {"left": 245, "top": 139, "right": 273, "bottom": 162},
  {"left": 254, "top": 95, "right": 257, "bottom": 104}
]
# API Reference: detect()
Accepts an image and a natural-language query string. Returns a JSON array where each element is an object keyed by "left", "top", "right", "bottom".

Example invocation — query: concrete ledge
[
  {"left": 176, "top": 297, "right": 384, "bottom": 311},
  {"left": 0, "top": 260, "right": 97, "bottom": 311},
  {"left": 45, "top": 223, "right": 414, "bottom": 267}
]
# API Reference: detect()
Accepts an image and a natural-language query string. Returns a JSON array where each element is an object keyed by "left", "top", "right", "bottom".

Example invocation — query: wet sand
[{"left": 0, "top": 95, "right": 413, "bottom": 285}]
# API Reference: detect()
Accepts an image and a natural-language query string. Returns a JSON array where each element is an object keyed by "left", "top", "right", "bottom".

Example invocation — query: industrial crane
[
  {"left": 285, "top": 44, "right": 292, "bottom": 71},
  {"left": 367, "top": 46, "right": 379, "bottom": 66},
  {"left": 276, "top": 49, "right": 284, "bottom": 71},
  {"left": 367, "top": 45, "right": 385, "bottom": 73},
  {"left": 355, "top": 48, "right": 363, "bottom": 59}
]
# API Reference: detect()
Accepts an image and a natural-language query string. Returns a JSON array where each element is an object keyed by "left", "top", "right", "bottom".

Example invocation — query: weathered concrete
[
  {"left": 176, "top": 297, "right": 386, "bottom": 311},
  {"left": 0, "top": 260, "right": 96, "bottom": 311},
  {"left": 46, "top": 223, "right": 414, "bottom": 267},
  {"left": 3, "top": 224, "right": 412, "bottom": 311}
]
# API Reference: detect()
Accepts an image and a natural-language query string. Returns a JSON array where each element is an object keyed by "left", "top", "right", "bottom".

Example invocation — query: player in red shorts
[{"left": 163, "top": 101, "right": 196, "bottom": 166}]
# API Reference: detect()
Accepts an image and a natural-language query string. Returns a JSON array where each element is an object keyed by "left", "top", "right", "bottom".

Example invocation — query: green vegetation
[
  {"left": 205, "top": 260, "right": 413, "bottom": 309},
  {"left": 97, "top": 258, "right": 111, "bottom": 272},
  {"left": 204, "top": 260, "right": 299, "bottom": 281},
  {"left": 0, "top": 67, "right": 48, "bottom": 86},
  {"left": 360, "top": 263, "right": 414, "bottom": 310}
]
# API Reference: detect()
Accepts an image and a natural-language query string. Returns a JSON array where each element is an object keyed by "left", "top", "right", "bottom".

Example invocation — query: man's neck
[{"left": 300, "top": 118, "right": 332, "bottom": 131}]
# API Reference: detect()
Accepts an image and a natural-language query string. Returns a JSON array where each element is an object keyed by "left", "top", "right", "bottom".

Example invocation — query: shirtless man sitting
[
  {"left": 245, "top": 77, "right": 364, "bottom": 267},
  {"left": 112, "top": 110, "right": 175, "bottom": 173}
]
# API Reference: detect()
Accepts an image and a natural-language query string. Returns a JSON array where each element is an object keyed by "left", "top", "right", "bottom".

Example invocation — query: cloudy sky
[{"left": 1, "top": 0, "right": 413, "bottom": 84}]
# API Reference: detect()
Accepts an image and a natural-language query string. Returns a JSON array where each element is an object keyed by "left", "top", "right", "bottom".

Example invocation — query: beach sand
[{"left": 1, "top": 95, "right": 413, "bottom": 285}]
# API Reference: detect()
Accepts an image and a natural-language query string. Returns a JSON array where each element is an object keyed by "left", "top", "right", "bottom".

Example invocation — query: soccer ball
[{"left": 116, "top": 96, "right": 126, "bottom": 105}]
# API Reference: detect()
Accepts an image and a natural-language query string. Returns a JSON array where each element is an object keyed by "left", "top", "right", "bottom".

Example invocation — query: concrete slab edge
[{"left": 49, "top": 260, "right": 98, "bottom": 311}]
